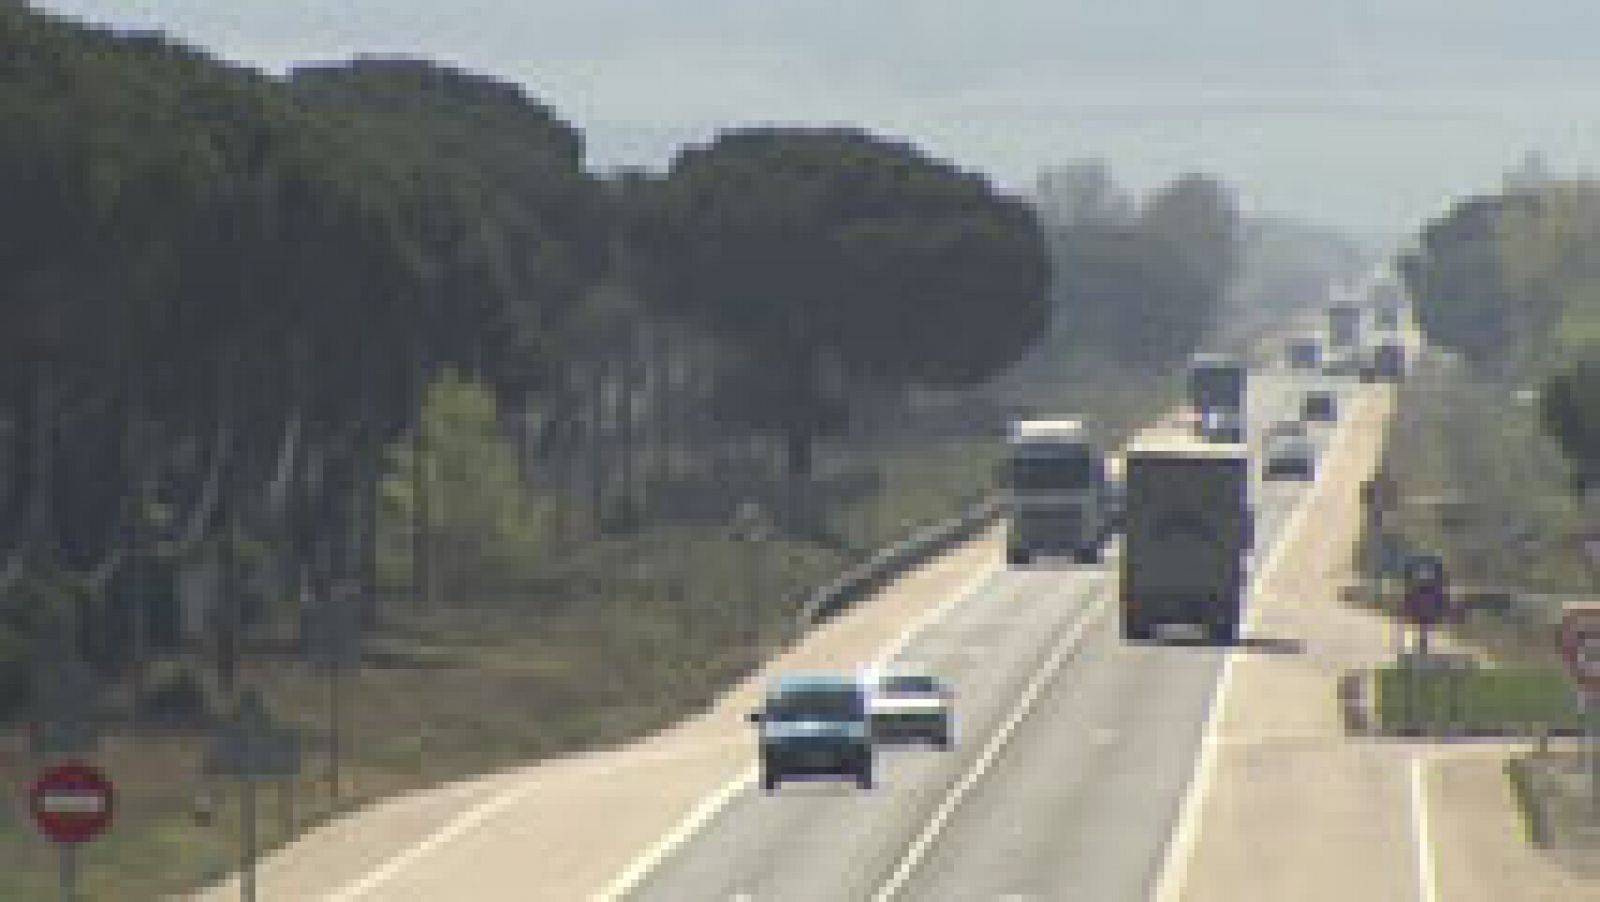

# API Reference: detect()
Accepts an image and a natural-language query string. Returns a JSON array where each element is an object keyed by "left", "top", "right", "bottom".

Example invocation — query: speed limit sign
[{"left": 1560, "top": 604, "right": 1600, "bottom": 694}]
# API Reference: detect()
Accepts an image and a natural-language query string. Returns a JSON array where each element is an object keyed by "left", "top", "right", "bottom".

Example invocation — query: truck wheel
[
  {"left": 1074, "top": 545, "right": 1102, "bottom": 564},
  {"left": 1122, "top": 618, "right": 1153, "bottom": 642},
  {"left": 1007, "top": 548, "right": 1030, "bottom": 566}
]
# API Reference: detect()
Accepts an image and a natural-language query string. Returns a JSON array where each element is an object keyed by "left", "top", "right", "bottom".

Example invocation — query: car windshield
[
  {"left": 764, "top": 689, "right": 864, "bottom": 722},
  {"left": 878, "top": 675, "right": 942, "bottom": 695},
  {"left": 1008, "top": 452, "right": 1096, "bottom": 490}
]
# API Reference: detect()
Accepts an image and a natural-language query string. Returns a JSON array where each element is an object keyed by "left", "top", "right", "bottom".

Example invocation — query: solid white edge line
[
  {"left": 322, "top": 779, "right": 544, "bottom": 902},
  {"left": 1411, "top": 755, "right": 1439, "bottom": 902},
  {"left": 588, "top": 560, "right": 1003, "bottom": 902},
  {"left": 871, "top": 591, "right": 1111, "bottom": 902},
  {"left": 872, "top": 561, "right": 1003, "bottom": 669},
  {"left": 590, "top": 765, "right": 760, "bottom": 902},
  {"left": 1150, "top": 387, "right": 1371, "bottom": 902}
]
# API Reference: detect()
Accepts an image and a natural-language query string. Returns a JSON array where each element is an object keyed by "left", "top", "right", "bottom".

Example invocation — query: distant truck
[
  {"left": 1370, "top": 280, "right": 1405, "bottom": 330},
  {"left": 1327, "top": 303, "right": 1362, "bottom": 350},
  {"left": 751, "top": 674, "right": 874, "bottom": 791},
  {"left": 1120, "top": 441, "right": 1252, "bottom": 644},
  {"left": 1188, "top": 353, "right": 1247, "bottom": 444},
  {"left": 1301, "top": 387, "right": 1338, "bottom": 422},
  {"left": 1285, "top": 336, "right": 1321, "bottom": 370},
  {"left": 1003, "top": 419, "right": 1112, "bottom": 565},
  {"left": 1372, "top": 342, "right": 1406, "bottom": 381}
]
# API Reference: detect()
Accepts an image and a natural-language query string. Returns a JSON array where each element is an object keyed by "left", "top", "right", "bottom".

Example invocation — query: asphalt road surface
[{"left": 626, "top": 361, "right": 1347, "bottom": 901}]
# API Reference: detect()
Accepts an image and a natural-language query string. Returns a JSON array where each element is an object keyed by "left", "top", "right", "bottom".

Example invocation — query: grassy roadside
[
  {"left": 1354, "top": 345, "right": 1600, "bottom": 853},
  {"left": 1363, "top": 347, "right": 1589, "bottom": 664},
  {"left": 1371, "top": 665, "right": 1584, "bottom": 735},
  {"left": 0, "top": 362, "right": 1178, "bottom": 901}
]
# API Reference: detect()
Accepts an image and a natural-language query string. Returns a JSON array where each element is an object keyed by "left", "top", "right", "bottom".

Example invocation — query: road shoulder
[
  {"left": 192, "top": 525, "right": 1003, "bottom": 901},
  {"left": 1429, "top": 748, "right": 1600, "bottom": 902}
]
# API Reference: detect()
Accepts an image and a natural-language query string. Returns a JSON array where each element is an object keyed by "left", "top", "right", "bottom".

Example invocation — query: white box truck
[{"left": 1003, "top": 419, "right": 1112, "bottom": 566}]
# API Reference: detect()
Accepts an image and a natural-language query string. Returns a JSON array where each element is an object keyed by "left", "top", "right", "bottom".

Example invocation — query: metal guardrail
[
  {"left": 783, "top": 317, "right": 1298, "bottom": 637},
  {"left": 793, "top": 494, "right": 1003, "bottom": 629}
]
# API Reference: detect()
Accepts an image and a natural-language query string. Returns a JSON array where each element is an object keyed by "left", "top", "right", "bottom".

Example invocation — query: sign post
[
  {"left": 1403, "top": 554, "right": 1449, "bottom": 655},
  {"left": 313, "top": 578, "right": 362, "bottom": 807},
  {"left": 1361, "top": 479, "right": 1385, "bottom": 601},
  {"left": 731, "top": 501, "right": 775, "bottom": 653},
  {"left": 29, "top": 658, "right": 102, "bottom": 762},
  {"left": 205, "top": 689, "right": 303, "bottom": 902},
  {"left": 30, "top": 761, "right": 114, "bottom": 902},
  {"left": 1401, "top": 553, "right": 1449, "bottom": 731},
  {"left": 1558, "top": 604, "right": 1600, "bottom": 812}
]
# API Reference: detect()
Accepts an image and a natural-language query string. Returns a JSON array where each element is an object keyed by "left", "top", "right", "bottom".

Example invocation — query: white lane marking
[
  {"left": 323, "top": 779, "right": 542, "bottom": 902},
  {"left": 1150, "top": 388, "right": 1368, "bottom": 902},
  {"left": 871, "top": 561, "right": 1003, "bottom": 669},
  {"left": 871, "top": 590, "right": 1111, "bottom": 901},
  {"left": 591, "top": 766, "right": 760, "bottom": 902},
  {"left": 1410, "top": 755, "right": 1438, "bottom": 902},
  {"left": 590, "top": 560, "right": 1003, "bottom": 902}
]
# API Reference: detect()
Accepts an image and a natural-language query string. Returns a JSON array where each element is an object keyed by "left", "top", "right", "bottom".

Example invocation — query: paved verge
[{"left": 192, "top": 527, "right": 1004, "bottom": 901}]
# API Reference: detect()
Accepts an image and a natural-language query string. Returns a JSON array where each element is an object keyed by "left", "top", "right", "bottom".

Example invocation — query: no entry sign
[{"left": 30, "top": 762, "right": 113, "bottom": 844}]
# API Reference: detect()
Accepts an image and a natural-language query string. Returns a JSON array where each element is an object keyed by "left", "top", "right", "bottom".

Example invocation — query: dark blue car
[{"left": 751, "top": 674, "right": 874, "bottom": 791}]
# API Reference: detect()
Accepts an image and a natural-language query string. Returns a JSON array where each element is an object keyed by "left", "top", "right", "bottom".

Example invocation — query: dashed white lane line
[
  {"left": 589, "top": 559, "right": 1004, "bottom": 902},
  {"left": 1150, "top": 388, "right": 1370, "bottom": 902},
  {"left": 1411, "top": 755, "right": 1439, "bottom": 902},
  {"left": 871, "top": 590, "right": 1111, "bottom": 901}
]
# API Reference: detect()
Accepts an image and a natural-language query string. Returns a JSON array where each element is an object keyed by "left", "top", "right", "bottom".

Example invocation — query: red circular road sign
[
  {"left": 1560, "top": 607, "right": 1600, "bottom": 694},
  {"left": 29, "top": 762, "right": 113, "bottom": 844}
]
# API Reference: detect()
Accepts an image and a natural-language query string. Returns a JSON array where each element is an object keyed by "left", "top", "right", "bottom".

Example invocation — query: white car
[
  {"left": 1264, "top": 420, "right": 1307, "bottom": 441},
  {"left": 868, "top": 672, "right": 953, "bottom": 748}
]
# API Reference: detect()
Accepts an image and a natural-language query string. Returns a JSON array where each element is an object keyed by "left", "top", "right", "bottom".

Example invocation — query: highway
[{"left": 624, "top": 360, "right": 1344, "bottom": 901}]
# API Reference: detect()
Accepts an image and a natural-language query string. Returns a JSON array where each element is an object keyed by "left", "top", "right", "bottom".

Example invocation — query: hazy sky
[{"left": 35, "top": 1, "right": 1600, "bottom": 237}]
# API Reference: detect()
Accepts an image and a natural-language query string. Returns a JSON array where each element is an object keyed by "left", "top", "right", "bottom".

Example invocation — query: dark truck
[
  {"left": 1120, "top": 440, "right": 1252, "bottom": 644},
  {"left": 1372, "top": 342, "right": 1406, "bottom": 381},
  {"left": 751, "top": 673, "right": 874, "bottom": 791},
  {"left": 1285, "top": 336, "right": 1321, "bottom": 370},
  {"left": 1187, "top": 353, "right": 1247, "bottom": 444},
  {"left": 1327, "top": 303, "right": 1362, "bottom": 351}
]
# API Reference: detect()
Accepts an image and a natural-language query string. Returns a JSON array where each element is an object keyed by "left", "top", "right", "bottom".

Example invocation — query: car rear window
[{"left": 879, "top": 675, "right": 941, "bottom": 694}]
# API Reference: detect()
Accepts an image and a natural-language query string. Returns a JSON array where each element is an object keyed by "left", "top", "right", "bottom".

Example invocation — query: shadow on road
[
  {"left": 1234, "top": 635, "right": 1305, "bottom": 654},
  {"left": 1129, "top": 633, "right": 1304, "bottom": 654}
]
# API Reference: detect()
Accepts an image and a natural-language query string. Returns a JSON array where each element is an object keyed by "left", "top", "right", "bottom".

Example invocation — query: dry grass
[{"left": 0, "top": 370, "right": 1177, "bottom": 900}]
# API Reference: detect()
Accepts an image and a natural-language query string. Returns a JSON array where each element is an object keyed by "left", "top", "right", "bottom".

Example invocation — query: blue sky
[{"left": 36, "top": 1, "right": 1600, "bottom": 237}]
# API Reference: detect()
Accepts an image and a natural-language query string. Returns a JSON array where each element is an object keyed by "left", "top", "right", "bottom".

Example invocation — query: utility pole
[{"left": 731, "top": 501, "right": 775, "bottom": 655}]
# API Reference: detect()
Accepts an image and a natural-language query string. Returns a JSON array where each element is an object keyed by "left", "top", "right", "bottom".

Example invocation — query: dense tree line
[
  {"left": 0, "top": 7, "right": 1057, "bottom": 712},
  {"left": 1399, "top": 176, "right": 1600, "bottom": 486},
  {"left": 1031, "top": 162, "right": 1241, "bottom": 364},
  {"left": 625, "top": 130, "right": 1052, "bottom": 475}
]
